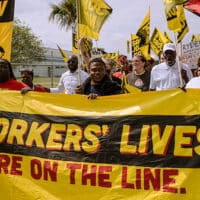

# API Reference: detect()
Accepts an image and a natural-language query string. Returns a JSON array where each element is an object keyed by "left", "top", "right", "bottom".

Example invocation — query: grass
[
  {"left": 33, "top": 77, "right": 60, "bottom": 88},
  {"left": 17, "top": 77, "right": 60, "bottom": 88}
]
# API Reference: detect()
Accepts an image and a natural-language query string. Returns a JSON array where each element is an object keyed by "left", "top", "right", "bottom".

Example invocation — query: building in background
[{"left": 12, "top": 47, "right": 72, "bottom": 78}]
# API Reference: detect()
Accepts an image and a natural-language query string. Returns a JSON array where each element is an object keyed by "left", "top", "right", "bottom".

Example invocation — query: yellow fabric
[
  {"left": 150, "top": 27, "right": 169, "bottom": 56},
  {"left": 126, "top": 40, "right": 130, "bottom": 54},
  {"left": 78, "top": 0, "right": 112, "bottom": 40},
  {"left": 1, "top": 89, "right": 200, "bottom": 199},
  {"left": 192, "top": 34, "right": 200, "bottom": 41},
  {"left": 101, "top": 51, "right": 119, "bottom": 63},
  {"left": 0, "top": 22, "right": 13, "bottom": 61},
  {"left": 163, "top": 0, "right": 188, "bottom": 32},
  {"left": 0, "top": 0, "right": 14, "bottom": 61},
  {"left": 131, "top": 34, "right": 142, "bottom": 56},
  {"left": 164, "top": 31, "right": 173, "bottom": 43},
  {"left": 177, "top": 5, "right": 189, "bottom": 43},
  {"left": 121, "top": 72, "right": 141, "bottom": 94},
  {"left": 164, "top": 0, "right": 189, "bottom": 14},
  {"left": 72, "top": 31, "right": 80, "bottom": 54},
  {"left": 136, "top": 8, "right": 150, "bottom": 59},
  {"left": 57, "top": 44, "right": 69, "bottom": 62}
]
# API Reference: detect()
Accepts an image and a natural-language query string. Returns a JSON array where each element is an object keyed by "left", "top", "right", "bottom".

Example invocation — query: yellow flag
[
  {"left": 72, "top": 31, "right": 79, "bottom": 54},
  {"left": 126, "top": 40, "right": 130, "bottom": 54},
  {"left": 57, "top": 45, "right": 69, "bottom": 62},
  {"left": 101, "top": 51, "right": 119, "bottom": 63},
  {"left": 131, "top": 34, "right": 142, "bottom": 57},
  {"left": 164, "top": 0, "right": 189, "bottom": 14},
  {"left": 136, "top": 8, "right": 150, "bottom": 59},
  {"left": 150, "top": 27, "right": 169, "bottom": 56},
  {"left": 177, "top": 5, "right": 189, "bottom": 43},
  {"left": 164, "top": 31, "right": 172, "bottom": 43},
  {"left": 0, "top": 0, "right": 15, "bottom": 61},
  {"left": 121, "top": 72, "right": 141, "bottom": 94},
  {"left": 192, "top": 34, "right": 200, "bottom": 41},
  {"left": 77, "top": 0, "right": 112, "bottom": 40},
  {"left": 164, "top": 6, "right": 182, "bottom": 32}
]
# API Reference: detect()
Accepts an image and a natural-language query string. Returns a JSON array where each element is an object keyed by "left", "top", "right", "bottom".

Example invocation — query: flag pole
[
  {"left": 76, "top": 0, "right": 81, "bottom": 85},
  {"left": 173, "top": 32, "right": 184, "bottom": 88}
]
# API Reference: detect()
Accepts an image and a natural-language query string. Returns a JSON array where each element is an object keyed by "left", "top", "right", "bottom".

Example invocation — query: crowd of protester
[{"left": 0, "top": 42, "right": 200, "bottom": 99}]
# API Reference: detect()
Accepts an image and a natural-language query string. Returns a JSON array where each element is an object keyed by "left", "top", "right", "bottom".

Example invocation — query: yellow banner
[
  {"left": 1, "top": 89, "right": 200, "bottom": 199},
  {"left": 0, "top": 0, "right": 15, "bottom": 61}
]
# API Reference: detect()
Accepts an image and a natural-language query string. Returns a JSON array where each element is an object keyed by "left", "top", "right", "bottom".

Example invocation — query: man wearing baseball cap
[{"left": 149, "top": 43, "right": 193, "bottom": 91}]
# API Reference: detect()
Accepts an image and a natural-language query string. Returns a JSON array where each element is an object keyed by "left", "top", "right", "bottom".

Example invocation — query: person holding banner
[
  {"left": 49, "top": 55, "right": 88, "bottom": 94},
  {"left": 20, "top": 68, "right": 49, "bottom": 92},
  {"left": 149, "top": 43, "right": 193, "bottom": 91},
  {"left": 0, "top": 59, "right": 29, "bottom": 90},
  {"left": 75, "top": 57, "right": 122, "bottom": 99}
]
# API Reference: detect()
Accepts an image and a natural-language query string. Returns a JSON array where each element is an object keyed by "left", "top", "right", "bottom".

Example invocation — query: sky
[{"left": 14, "top": 0, "right": 200, "bottom": 57}]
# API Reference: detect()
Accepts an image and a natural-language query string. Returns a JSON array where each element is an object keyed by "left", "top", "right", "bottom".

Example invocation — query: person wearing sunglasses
[{"left": 50, "top": 55, "right": 88, "bottom": 94}]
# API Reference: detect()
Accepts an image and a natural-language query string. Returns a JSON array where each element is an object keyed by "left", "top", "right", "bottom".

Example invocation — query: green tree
[
  {"left": 11, "top": 19, "right": 45, "bottom": 63},
  {"left": 49, "top": 0, "right": 93, "bottom": 56},
  {"left": 49, "top": 0, "right": 76, "bottom": 30}
]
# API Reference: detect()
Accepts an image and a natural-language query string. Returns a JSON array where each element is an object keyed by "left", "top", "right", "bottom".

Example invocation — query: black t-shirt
[{"left": 126, "top": 70, "right": 150, "bottom": 91}]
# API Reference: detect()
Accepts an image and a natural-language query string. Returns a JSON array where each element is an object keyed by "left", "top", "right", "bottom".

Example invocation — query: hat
[
  {"left": 163, "top": 43, "right": 176, "bottom": 53},
  {"left": 118, "top": 55, "right": 127, "bottom": 63}
]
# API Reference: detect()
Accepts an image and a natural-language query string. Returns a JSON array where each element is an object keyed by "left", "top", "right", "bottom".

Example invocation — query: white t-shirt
[
  {"left": 50, "top": 69, "right": 88, "bottom": 94},
  {"left": 186, "top": 77, "right": 200, "bottom": 88},
  {"left": 150, "top": 62, "right": 193, "bottom": 91}
]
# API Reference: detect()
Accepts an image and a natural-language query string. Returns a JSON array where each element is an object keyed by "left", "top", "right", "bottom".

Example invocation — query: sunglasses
[{"left": 67, "top": 60, "right": 77, "bottom": 64}]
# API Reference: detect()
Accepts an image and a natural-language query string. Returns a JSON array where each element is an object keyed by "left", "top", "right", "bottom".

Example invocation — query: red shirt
[
  {"left": 33, "top": 84, "right": 47, "bottom": 92},
  {"left": 113, "top": 71, "right": 132, "bottom": 79},
  {"left": 0, "top": 79, "right": 29, "bottom": 90}
]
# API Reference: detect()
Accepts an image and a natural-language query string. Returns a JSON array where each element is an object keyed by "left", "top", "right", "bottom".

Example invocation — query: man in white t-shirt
[
  {"left": 150, "top": 43, "right": 193, "bottom": 91},
  {"left": 50, "top": 55, "right": 88, "bottom": 94}
]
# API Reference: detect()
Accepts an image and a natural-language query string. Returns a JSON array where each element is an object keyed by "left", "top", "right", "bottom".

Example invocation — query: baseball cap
[{"left": 163, "top": 43, "right": 176, "bottom": 53}]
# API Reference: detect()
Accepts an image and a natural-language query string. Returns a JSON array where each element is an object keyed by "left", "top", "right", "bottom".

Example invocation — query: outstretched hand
[
  {"left": 75, "top": 85, "right": 83, "bottom": 94},
  {"left": 21, "top": 87, "right": 32, "bottom": 95},
  {"left": 87, "top": 93, "right": 98, "bottom": 100}
]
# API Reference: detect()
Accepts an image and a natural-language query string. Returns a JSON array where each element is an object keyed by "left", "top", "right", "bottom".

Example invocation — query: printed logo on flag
[{"left": 0, "top": 0, "right": 14, "bottom": 22}]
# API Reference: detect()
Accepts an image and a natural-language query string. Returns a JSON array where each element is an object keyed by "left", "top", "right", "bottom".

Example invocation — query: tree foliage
[
  {"left": 49, "top": 0, "right": 76, "bottom": 30},
  {"left": 11, "top": 19, "right": 45, "bottom": 64}
]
